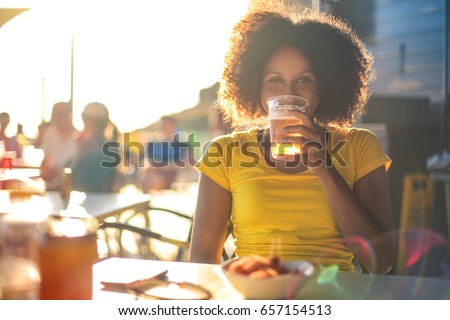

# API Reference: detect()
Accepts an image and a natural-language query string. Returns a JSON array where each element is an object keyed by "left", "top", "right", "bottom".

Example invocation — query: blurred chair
[
  {"left": 97, "top": 206, "right": 192, "bottom": 261},
  {"left": 396, "top": 173, "right": 439, "bottom": 275},
  {"left": 98, "top": 206, "right": 237, "bottom": 263}
]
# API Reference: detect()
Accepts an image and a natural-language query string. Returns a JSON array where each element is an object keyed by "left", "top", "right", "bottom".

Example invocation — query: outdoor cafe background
[{"left": 1, "top": 0, "right": 450, "bottom": 280}]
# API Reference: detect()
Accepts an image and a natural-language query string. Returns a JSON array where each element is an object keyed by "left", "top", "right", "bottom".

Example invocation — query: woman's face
[{"left": 260, "top": 46, "right": 319, "bottom": 117}]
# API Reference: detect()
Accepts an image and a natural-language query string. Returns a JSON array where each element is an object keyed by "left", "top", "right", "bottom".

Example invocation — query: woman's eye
[
  {"left": 297, "top": 77, "right": 313, "bottom": 84},
  {"left": 268, "top": 77, "right": 282, "bottom": 84}
]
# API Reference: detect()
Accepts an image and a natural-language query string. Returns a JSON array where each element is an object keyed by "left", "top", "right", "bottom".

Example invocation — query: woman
[{"left": 189, "top": 2, "right": 395, "bottom": 274}]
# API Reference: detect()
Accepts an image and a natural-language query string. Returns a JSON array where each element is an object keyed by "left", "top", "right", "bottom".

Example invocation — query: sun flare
[{"left": 0, "top": 0, "right": 249, "bottom": 136}]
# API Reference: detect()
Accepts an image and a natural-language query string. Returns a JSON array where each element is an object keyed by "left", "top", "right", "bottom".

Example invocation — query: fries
[{"left": 225, "top": 255, "right": 290, "bottom": 278}]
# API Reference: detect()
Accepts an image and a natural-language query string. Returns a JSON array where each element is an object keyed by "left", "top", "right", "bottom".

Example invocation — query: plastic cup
[{"left": 267, "top": 95, "right": 309, "bottom": 159}]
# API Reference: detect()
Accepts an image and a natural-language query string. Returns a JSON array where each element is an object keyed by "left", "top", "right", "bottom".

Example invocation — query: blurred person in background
[
  {"left": 141, "top": 116, "right": 190, "bottom": 192},
  {"left": 71, "top": 102, "right": 118, "bottom": 193},
  {"left": 40, "top": 102, "right": 78, "bottom": 190},
  {"left": 0, "top": 112, "right": 22, "bottom": 158}
]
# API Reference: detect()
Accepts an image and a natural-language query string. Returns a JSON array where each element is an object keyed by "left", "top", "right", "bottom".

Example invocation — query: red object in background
[
  {"left": 0, "top": 151, "right": 16, "bottom": 169},
  {"left": 2, "top": 157, "right": 12, "bottom": 169}
]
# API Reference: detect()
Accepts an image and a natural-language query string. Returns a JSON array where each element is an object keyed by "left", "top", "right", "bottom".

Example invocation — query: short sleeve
[
  {"left": 352, "top": 129, "right": 392, "bottom": 181},
  {"left": 195, "top": 136, "right": 232, "bottom": 191}
]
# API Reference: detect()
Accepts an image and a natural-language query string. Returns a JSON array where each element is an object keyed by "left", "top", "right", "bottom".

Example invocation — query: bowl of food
[{"left": 217, "top": 255, "right": 314, "bottom": 299}]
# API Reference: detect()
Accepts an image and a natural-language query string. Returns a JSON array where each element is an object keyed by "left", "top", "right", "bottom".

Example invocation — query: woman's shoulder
[{"left": 328, "top": 126, "right": 379, "bottom": 143}]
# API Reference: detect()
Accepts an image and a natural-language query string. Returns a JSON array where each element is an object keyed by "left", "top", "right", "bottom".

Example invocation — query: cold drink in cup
[{"left": 268, "top": 95, "right": 309, "bottom": 159}]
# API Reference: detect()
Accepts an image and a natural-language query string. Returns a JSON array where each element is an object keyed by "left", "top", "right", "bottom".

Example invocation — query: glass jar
[{"left": 38, "top": 215, "right": 98, "bottom": 300}]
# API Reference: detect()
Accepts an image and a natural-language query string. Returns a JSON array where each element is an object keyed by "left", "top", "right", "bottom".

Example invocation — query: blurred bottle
[
  {"left": 60, "top": 167, "right": 72, "bottom": 204},
  {"left": 15, "top": 124, "right": 28, "bottom": 151}
]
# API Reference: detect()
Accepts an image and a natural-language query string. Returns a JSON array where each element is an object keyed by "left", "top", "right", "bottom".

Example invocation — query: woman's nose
[{"left": 289, "top": 83, "right": 301, "bottom": 97}]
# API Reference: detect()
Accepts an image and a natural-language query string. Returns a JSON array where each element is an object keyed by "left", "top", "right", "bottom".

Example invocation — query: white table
[
  {"left": 93, "top": 257, "right": 450, "bottom": 300},
  {"left": 0, "top": 190, "right": 151, "bottom": 222}
]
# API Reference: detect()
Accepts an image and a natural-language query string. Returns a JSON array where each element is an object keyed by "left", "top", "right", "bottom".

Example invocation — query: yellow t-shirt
[{"left": 196, "top": 127, "right": 391, "bottom": 272}]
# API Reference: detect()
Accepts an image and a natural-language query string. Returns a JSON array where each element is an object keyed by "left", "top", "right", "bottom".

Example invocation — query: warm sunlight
[{"left": 0, "top": 0, "right": 249, "bottom": 136}]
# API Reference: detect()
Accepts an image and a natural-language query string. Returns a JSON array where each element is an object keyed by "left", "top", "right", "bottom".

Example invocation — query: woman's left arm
[
  {"left": 316, "top": 165, "right": 396, "bottom": 274},
  {"left": 280, "top": 116, "right": 395, "bottom": 274}
]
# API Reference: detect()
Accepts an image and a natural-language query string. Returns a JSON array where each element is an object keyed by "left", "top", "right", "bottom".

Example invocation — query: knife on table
[{"left": 100, "top": 270, "right": 169, "bottom": 293}]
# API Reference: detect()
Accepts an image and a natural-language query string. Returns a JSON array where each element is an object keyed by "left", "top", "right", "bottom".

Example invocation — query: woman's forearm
[{"left": 316, "top": 166, "right": 395, "bottom": 273}]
